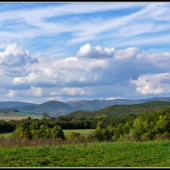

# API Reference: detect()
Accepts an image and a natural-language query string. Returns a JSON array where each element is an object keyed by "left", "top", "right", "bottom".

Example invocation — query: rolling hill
[
  {"left": 65, "top": 101, "right": 170, "bottom": 119},
  {"left": 9, "top": 100, "right": 79, "bottom": 116},
  {"left": 67, "top": 97, "right": 170, "bottom": 111},
  {"left": 0, "top": 101, "right": 37, "bottom": 109},
  {"left": 0, "top": 109, "right": 37, "bottom": 117},
  {"left": 2, "top": 97, "right": 170, "bottom": 117}
]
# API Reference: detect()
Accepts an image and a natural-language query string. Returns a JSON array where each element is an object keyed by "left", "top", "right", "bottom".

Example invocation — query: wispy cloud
[{"left": 0, "top": 2, "right": 155, "bottom": 47}]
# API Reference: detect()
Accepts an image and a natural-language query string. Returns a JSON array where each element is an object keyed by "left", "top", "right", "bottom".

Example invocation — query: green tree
[
  {"left": 128, "top": 116, "right": 145, "bottom": 141},
  {"left": 84, "top": 122, "right": 88, "bottom": 128},
  {"left": 113, "top": 123, "right": 124, "bottom": 141},
  {"left": 51, "top": 125, "right": 65, "bottom": 140},
  {"left": 42, "top": 112, "right": 49, "bottom": 120},
  {"left": 67, "top": 132, "right": 85, "bottom": 142},
  {"left": 27, "top": 117, "right": 31, "bottom": 120},
  {"left": 154, "top": 114, "right": 170, "bottom": 134},
  {"left": 12, "top": 123, "right": 32, "bottom": 140},
  {"left": 39, "top": 124, "right": 49, "bottom": 138}
]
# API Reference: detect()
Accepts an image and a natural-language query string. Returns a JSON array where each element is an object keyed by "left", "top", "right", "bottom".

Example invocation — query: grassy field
[
  {"left": 0, "top": 111, "right": 37, "bottom": 117},
  {"left": 0, "top": 133, "right": 12, "bottom": 139},
  {"left": 0, "top": 140, "right": 170, "bottom": 167},
  {"left": 63, "top": 129, "right": 95, "bottom": 137},
  {"left": 0, "top": 114, "right": 42, "bottom": 121}
]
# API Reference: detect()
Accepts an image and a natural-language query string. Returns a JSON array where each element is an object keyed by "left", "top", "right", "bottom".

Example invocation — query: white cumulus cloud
[
  {"left": 0, "top": 43, "right": 38, "bottom": 67},
  {"left": 51, "top": 87, "right": 85, "bottom": 96},
  {"left": 75, "top": 43, "right": 115, "bottom": 59},
  {"left": 30, "top": 86, "right": 43, "bottom": 97},
  {"left": 2, "top": 43, "right": 170, "bottom": 101},
  {"left": 114, "top": 47, "right": 141, "bottom": 60},
  {"left": 131, "top": 73, "right": 170, "bottom": 94},
  {"left": 6, "top": 90, "right": 16, "bottom": 97}
]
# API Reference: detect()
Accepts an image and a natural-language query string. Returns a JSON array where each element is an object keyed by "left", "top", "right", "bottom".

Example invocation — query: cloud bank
[{"left": 0, "top": 42, "right": 170, "bottom": 103}]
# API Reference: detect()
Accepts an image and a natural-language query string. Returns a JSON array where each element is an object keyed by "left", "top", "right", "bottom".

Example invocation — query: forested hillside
[
  {"left": 67, "top": 97, "right": 170, "bottom": 111},
  {"left": 66, "top": 101, "right": 170, "bottom": 119}
]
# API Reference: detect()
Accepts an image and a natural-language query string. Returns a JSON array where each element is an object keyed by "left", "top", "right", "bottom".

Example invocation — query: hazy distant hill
[
  {"left": 0, "top": 108, "right": 37, "bottom": 117},
  {"left": 3, "top": 97, "right": 170, "bottom": 116},
  {"left": 0, "top": 101, "right": 37, "bottom": 109},
  {"left": 66, "top": 101, "right": 170, "bottom": 119},
  {"left": 10, "top": 100, "right": 78, "bottom": 116},
  {"left": 66, "top": 97, "right": 170, "bottom": 111},
  {"left": 0, "top": 109, "right": 19, "bottom": 116}
]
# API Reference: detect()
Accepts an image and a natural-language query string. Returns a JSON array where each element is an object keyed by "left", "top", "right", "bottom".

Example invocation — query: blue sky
[{"left": 0, "top": 2, "right": 170, "bottom": 104}]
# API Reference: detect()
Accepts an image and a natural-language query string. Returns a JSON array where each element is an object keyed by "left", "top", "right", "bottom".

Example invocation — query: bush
[
  {"left": 154, "top": 131, "right": 170, "bottom": 141},
  {"left": 12, "top": 123, "right": 32, "bottom": 140},
  {"left": 12, "top": 123, "right": 65, "bottom": 140},
  {"left": 51, "top": 125, "right": 65, "bottom": 140},
  {"left": 140, "top": 132, "right": 152, "bottom": 141},
  {"left": 87, "top": 121, "right": 116, "bottom": 142},
  {"left": 67, "top": 132, "right": 85, "bottom": 142}
]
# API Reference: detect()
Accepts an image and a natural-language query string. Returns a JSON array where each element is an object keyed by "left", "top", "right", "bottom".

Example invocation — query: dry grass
[
  {"left": 0, "top": 116, "right": 41, "bottom": 121},
  {"left": 0, "top": 137, "right": 95, "bottom": 148},
  {"left": 0, "top": 117, "right": 28, "bottom": 121}
]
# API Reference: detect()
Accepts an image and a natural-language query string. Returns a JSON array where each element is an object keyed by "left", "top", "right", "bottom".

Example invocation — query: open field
[
  {"left": 0, "top": 140, "right": 170, "bottom": 167},
  {"left": 0, "top": 117, "right": 32, "bottom": 121},
  {"left": 0, "top": 133, "right": 12, "bottom": 139},
  {"left": 0, "top": 116, "right": 42, "bottom": 121},
  {"left": 0, "top": 111, "right": 37, "bottom": 117},
  {"left": 63, "top": 129, "right": 95, "bottom": 137}
]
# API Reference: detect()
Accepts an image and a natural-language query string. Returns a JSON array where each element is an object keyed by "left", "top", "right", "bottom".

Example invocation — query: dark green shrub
[
  {"left": 51, "top": 125, "right": 65, "bottom": 140},
  {"left": 67, "top": 132, "right": 85, "bottom": 142},
  {"left": 12, "top": 123, "right": 65, "bottom": 140}
]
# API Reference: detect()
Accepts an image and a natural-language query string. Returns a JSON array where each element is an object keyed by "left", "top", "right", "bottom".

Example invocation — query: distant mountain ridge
[
  {"left": 6, "top": 100, "right": 78, "bottom": 116},
  {"left": 0, "top": 101, "right": 37, "bottom": 109},
  {"left": 66, "top": 97, "right": 170, "bottom": 111},
  {"left": 2, "top": 97, "right": 170, "bottom": 116}
]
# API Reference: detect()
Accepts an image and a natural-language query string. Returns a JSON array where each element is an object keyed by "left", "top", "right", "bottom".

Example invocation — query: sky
[{"left": 0, "top": 2, "right": 170, "bottom": 104}]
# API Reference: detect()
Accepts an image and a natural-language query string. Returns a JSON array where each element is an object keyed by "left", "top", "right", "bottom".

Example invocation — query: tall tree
[{"left": 42, "top": 112, "right": 49, "bottom": 120}]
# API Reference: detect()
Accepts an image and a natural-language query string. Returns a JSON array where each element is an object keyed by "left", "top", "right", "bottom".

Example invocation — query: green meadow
[
  {"left": 63, "top": 129, "right": 95, "bottom": 137},
  {"left": 0, "top": 140, "right": 170, "bottom": 167},
  {"left": 0, "top": 133, "right": 12, "bottom": 139},
  {"left": 1, "top": 129, "right": 170, "bottom": 167}
]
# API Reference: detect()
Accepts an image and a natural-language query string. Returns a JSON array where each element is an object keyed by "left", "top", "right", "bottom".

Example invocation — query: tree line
[
  {"left": 2, "top": 106, "right": 170, "bottom": 142},
  {"left": 0, "top": 113, "right": 128, "bottom": 133},
  {"left": 88, "top": 106, "right": 170, "bottom": 142}
]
